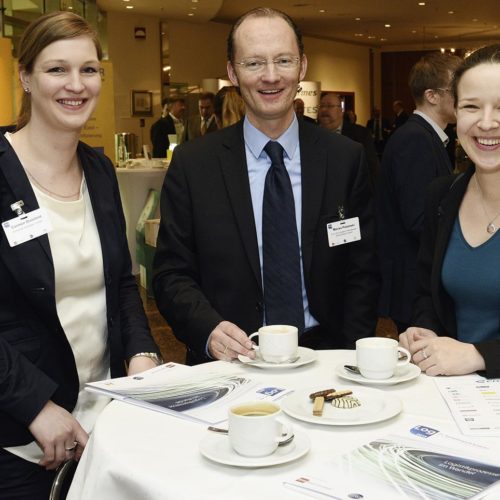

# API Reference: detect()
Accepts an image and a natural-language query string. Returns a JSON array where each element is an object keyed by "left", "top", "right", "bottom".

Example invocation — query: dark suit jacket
[
  {"left": 0, "top": 134, "right": 158, "bottom": 446},
  {"left": 153, "top": 120, "right": 379, "bottom": 364},
  {"left": 150, "top": 115, "right": 176, "bottom": 157},
  {"left": 376, "top": 113, "right": 453, "bottom": 325},
  {"left": 187, "top": 115, "right": 218, "bottom": 141},
  {"left": 392, "top": 111, "right": 409, "bottom": 130},
  {"left": 413, "top": 166, "right": 500, "bottom": 378},
  {"left": 342, "top": 122, "right": 380, "bottom": 185}
]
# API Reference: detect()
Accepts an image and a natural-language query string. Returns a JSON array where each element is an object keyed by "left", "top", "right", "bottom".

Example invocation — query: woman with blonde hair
[
  {"left": 214, "top": 85, "right": 245, "bottom": 128},
  {"left": 0, "top": 11, "right": 160, "bottom": 498}
]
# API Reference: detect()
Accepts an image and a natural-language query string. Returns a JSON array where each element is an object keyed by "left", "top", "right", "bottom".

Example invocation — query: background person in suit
[
  {"left": 391, "top": 99, "right": 409, "bottom": 131},
  {"left": 293, "top": 98, "right": 316, "bottom": 124},
  {"left": 377, "top": 53, "right": 461, "bottom": 333},
  {"left": 187, "top": 91, "right": 218, "bottom": 140},
  {"left": 318, "top": 92, "right": 379, "bottom": 185},
  {"left": 150, "top": 96, "right": 186, "bottom": 157},
  {"left": 153, "top": 7, "right": 379, "bottom": 366},
  {"left": 401, "top": 45, "right": 500, "bottom": 378},
  {"left": 0, "top": 12, "right": 160, "bottom": 499}
]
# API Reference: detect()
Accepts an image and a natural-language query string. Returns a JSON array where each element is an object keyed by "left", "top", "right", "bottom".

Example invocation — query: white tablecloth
[{"left": 67, "top": 350, "right": 500, "bottom": 500}]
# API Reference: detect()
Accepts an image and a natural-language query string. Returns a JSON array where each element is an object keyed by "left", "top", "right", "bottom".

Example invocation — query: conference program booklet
[
  {"left": 283, "top": 423, "right": 500, "bottom": 499},
  {"left": 86, "top": 362, "right": 291, "bottom": 425}
]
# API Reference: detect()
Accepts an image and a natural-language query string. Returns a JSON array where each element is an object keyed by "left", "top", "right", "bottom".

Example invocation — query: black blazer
[
  {"left": 0, "top": 134, "right": 158, "bottom": 446},
  {"left": 376, "top": 113, "right": 453, "bottom": 324},
  {"left": 413, "top": 166, "right": 500, "bottom": 378},
  {"left": 153, "top": 120, "right": 379, "bottom": 363},
  {"left": 150, "top": 115, "right": 176, "bottom": 158}
]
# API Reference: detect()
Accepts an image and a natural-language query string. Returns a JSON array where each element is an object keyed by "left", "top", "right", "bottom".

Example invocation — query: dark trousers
[{"left": 0, "top": 447, "right": 55, "bottom": 500}]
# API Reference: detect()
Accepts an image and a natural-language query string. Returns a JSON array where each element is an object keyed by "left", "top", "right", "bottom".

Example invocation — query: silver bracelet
[{"left": 129, "top": 352, "right": 163, "bottom": 366}]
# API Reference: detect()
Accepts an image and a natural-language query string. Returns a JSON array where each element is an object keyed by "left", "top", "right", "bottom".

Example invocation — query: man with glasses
[
  {"left": 377, "top": 53, "right": 461, "bottom": 334},
  {"left": 153, "top": 7, "right": 379, "bottom": 365}
]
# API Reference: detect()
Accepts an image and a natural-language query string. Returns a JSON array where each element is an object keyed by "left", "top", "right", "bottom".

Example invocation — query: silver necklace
[
  {"left": 24, "top": 168, "right": 81, "bottom": 199},
  {"left": 474, "top": 174, "right": 500, "bottom": 234}
]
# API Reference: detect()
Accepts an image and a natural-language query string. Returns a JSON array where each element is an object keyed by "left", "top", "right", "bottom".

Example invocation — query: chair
[{"left": 49, "top": 459, "right": 77, "bottom": 500}]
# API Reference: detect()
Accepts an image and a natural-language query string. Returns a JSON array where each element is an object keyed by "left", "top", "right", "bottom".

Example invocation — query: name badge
[
  {"left": 327, "top": 217, "right": 361, "bottom": 247},
  {"left": 2, "top": 208, "right": 52, "bottom": 247}
]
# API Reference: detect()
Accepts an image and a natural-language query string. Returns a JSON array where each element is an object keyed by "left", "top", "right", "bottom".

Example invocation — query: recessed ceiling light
[
  {"left": 434, "top": 35, "right": 439, "bottom": 39},
  {"left": 355, "top": 17, "right": 361, "bottom": 21},
  {"left": 188, "top": 12, "right": 194, "bottom": 16},
  {"left": 380, "top": 38, "right": 387, "bottom": 41},
  {"left": 192, "top": 0, "right": 198, "bottom": 2},
  {"left": 472, "top": 18, "right": 478, "bottom": 22},
  {"left": 190, "top": 6, "right": 197, "bottom": 9},
  {"left": 440, "top": 47, "right": 445, "bottom": 53},
  {"left": 354, "top": 33, "right": 364, "bottom": 37},
  {"left": 418, "top": 2, "right": 426, "bottom": 5},
  {"left": 448, "top": 10, "right": 454, "bottom": 14},
  {"left": 367, "top": 35, "right": 376, "bottom": 39},
  {"left": 450, "top": 48, "right": 456, "bottom": 53},
  {"left": 411, "top": 29, "right": 417, "bottom": 33},
  {"left": 126, "top": 5, "right": 133, "bottom": 9},
  {"left": 384, "top": 24, "right": 391, "bottom": 28},
  {"left": 319, "top": 9, "right": 326, "bottom": 13}
]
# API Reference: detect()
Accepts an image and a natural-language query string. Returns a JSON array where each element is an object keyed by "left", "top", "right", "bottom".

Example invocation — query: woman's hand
[
  {"left": 28, "top": 400, "right": 88, "bottom": 470},
  {"left": 402, "top": 328, "right": 486, "bottom": 376}
]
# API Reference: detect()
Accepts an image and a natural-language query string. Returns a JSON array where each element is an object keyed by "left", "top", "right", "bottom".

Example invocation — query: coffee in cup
[
  {"left": 356, "top": 337, "right": 410, "bottom": 380},
  {"left": 248, "top": 325, "right": 298, "bottom": 363},
  {"left": 228, "top": 401, "right": 292, "bottom": 457}
]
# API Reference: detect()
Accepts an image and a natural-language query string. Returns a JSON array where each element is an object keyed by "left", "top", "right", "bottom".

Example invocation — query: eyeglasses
[
  {"left": 234, "top": 56, "right": 301, "bottom": 73},
  {"left": 319, "top": 104, "right": 342, "bottom": 109}
]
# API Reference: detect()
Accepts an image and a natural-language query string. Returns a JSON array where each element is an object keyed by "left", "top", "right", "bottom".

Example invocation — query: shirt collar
[
  {"left": 243, "top": 115, "right": 299, "bottom": 161},
  {"left": 413, "top": 110, "right": 449, "bottom": 146}
]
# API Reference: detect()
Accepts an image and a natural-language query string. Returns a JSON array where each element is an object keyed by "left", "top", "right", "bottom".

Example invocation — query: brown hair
[
  {"left": 408, "top": 53, "right": 461, "bottom": 105},
  {"left": 16, "top": 11, "right": 102, "bottom": 130},
  {"left": 222, "top": 87, "right": 245, "bottom": 127},
  {"left": 451, "top": 44, "right": 500, "bottom": 107},
  {"left": 227, "top": 7, "right": 304, "bottom": 63}
]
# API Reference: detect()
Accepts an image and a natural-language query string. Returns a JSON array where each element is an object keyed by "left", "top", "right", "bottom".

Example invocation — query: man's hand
[
  {"left": 128, "top": 356, "right": 158, "bottom": 375},
  {"left": 208, "top": 321, "right": 255, "bottom": 360},
  {"left": 28, "top": 400, "right": 88, "bottom": 470}
]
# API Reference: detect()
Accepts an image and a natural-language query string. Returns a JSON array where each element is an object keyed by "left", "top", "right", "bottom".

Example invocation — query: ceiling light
[
  {"left": 472, "top": 18, "right": 478, "bottom": 22},
  {"left": 450, "top": 48, "right": 456, "bottom": 53},
  {"left": 411, "top": 29, "right": 417, "bottom": 33},
  {"left": 418, "top": 2, "right": 426, "bottom": 5},
  {"left": 319, "top": 9, "right": 326, "bottom": 13},
  {"left": 126, "top": 5, "right": 133, "bottom": 8},
  {"left": 367, "top": 35, "right": 376, "bottom": 39},
  {"left": 384, "top": 24, "right": 391, "bottom": 28},
  {"left": 354, "top": 33, "right": 364, "bottom": 37},
  {"left": 434, "top": 35, "right": 439, "bottom": 39},
  {"left": 440, "top": 47, "right": 445, "bottom": 53},
  {"left": 163, "top": 65, "right": 171, "bottom": 72},
  {"left": 188, "top": 12, "right": 194, "bottom": 16},
  {"left": 380, "top": 38, "right": 387, "bottom": 41},
  {"left": 448, "top": 10, "right": 454, "bottom": 14},
  {"left": 192, "top": 0, "right": 198, "bottom": 2},
  {"left": 122, "top": 0, "right": 130, "bottom": 2},
  {"left": 355, "top": 17, "right": 361, "bottom": 21}
]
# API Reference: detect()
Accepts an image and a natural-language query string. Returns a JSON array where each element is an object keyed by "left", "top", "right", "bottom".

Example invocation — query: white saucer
[
  {"left": 199, "top": 431, "right": 310, "bottom": 467},
  {"left": 335, "top": 362, "right": 421, "bottom": 386},
  {"left": 281, "top": 386, "right": 402, "bottom": 426},
  {"left": 237, "top": 347, "right": 317, "bottom": 369}
]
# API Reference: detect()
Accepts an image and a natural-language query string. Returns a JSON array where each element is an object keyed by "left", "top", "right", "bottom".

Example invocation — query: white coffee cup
[
  {"left": 356, "top": 337, "right": 411, "bottom": 380},
  {"left": 248, "top": 325, "right": 298, "bottom": 363},
  {"left": 228, "top": 401, "right": 292, "bottom": 457}
]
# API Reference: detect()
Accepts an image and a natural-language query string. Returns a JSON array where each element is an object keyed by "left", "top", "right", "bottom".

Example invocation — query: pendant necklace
[
  {"left": 474, "top": 174, "right": 500, "bottom": 234},
  {"left": 24, "top": 168, "right": 81, "bottom": 199}
]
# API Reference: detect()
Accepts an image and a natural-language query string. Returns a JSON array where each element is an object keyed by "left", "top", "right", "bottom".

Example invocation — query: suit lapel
[
  {"left": 219, "top": 122, "right": 262, "bottom": 289},
  {"left": 299, "top": 122, "right": 326, "bottom": 280}
]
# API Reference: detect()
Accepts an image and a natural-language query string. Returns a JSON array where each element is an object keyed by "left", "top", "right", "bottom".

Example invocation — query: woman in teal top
[{"left": 400, "top": 44, "right": 500, "bottom": 378}]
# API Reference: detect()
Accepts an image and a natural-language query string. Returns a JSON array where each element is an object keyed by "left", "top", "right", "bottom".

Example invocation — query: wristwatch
[{"left": 129, "top": 352, "right": 164, "bottom": 366}]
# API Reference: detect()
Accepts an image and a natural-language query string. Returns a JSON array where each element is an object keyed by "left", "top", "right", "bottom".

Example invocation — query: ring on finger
[
  {"left": 422, "top": 349, "right": 428, "bottom": 360},
  {"left": 65, "top": 441, "right": 78, "bottom": 451}
]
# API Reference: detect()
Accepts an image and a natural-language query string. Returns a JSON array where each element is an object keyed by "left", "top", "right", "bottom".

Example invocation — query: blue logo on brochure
[
  {"left": 410, "top": 425, "right": 439, "bottom": 438},
  {"left": 257, "top": 387, "right": 285, "bottom": 397}
]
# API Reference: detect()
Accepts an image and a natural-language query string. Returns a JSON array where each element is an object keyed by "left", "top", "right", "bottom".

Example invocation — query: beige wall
[
  {"left": 0, "top": 38, "right": 14, "bottom": 125},
  {"left": 107, "top": 11, "right": 161, "bottom": 152},
  {"left": 107, "top": 14, "right": 380, "bottom": 150}
]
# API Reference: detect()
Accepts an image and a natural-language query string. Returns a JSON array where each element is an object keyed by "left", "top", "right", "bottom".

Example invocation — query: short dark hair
[
  {"left": 408, "top": 53, "right": 461, "bottom": 105},
  {"left": 227, "top": 7, "right": 304, "bottom": 63},
  {"left": 199, "top": 92, "right": 215, "bottom": 103},
  {"left": 451, "top": 44, "right": 500, "bottom": 107}
]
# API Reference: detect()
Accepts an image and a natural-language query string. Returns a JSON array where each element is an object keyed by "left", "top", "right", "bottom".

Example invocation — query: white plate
[
  {"left": 199, "top": 431, "right": 310, "bottom": 468},
  {"left": 335, "top": 362, "right": 421, "bottom": 386},
  {"left": 237, "top": 347, "right": 317, "bottom": 369},
  {"left": 281, "top": 386, "right": 402, "bottom": 426}
]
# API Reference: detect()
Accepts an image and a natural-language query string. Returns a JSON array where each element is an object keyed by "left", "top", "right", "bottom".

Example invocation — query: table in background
[
  {"left": 116, "top": 167, "right": 167, "bottom": 274},
  {"left": 67, "top": 350, "right": 500, "bottom": 500}
]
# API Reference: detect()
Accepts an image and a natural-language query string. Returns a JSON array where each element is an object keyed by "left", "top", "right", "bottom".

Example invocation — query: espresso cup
[
  {"left": 248, "top": 325, "right": 298, "bottom": 363},
  {"left": 356, "top": 337, "right": 410, "bottom": 380},
  {"left": 228, "top": 401, "right": 292, "bottom": 457}
]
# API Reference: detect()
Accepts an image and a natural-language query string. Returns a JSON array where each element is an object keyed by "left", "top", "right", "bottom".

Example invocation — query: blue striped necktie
[{"left": 262, "top": 141, "right": 305, "bottom": 333}]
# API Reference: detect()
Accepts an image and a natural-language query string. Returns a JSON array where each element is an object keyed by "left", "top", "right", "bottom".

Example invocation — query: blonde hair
[
  {"left": 222, "top": 87, "right": 245, "bottom": 127},
  {"left": 16, "top": 11, "right": 102, "bottom": 130}
]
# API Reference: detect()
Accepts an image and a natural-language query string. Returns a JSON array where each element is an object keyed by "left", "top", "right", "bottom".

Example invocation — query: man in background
[
  {"left": 366, "top": 107, "right": 391, "bottom": 158},
  {"left": 187, "top": 92, "right": 218, "bottom": 140},
  {"left": 377, "top": 53, "right": 461, "bottom": 332},
  {"left": 293, "top": 98, "right": 316, "bottom": 124},
  {"left": 318, "top": 92, "right": 379, "bottom": 185},
  {"left": 391, "top": 100, "right": 409, "bottom": 131},
  {"left": 153, "top": 8, "right": 379, "bottom": 365},
  {"left": 150, "top": 97, "right": 186, "bottom": 157}
]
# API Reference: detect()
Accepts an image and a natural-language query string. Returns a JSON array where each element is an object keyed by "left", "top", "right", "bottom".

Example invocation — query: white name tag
[
  {"left": 2, "top": 208, "right": 52, "bottom": 247},
  {"left": 327, "top": 217, "right": 361, "bottom": 247}
]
